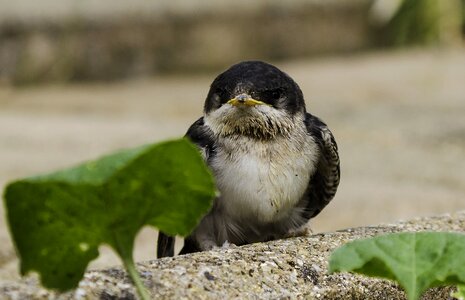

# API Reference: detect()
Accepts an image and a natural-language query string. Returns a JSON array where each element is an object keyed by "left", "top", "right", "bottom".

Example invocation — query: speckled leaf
[
  {"left": 4, "top": 138, "right": 215, "bottom": 291},
  {"left": 329, "top": 232, "right": 465, "bottom": 300},
  {"left": 453, "top": 285, "right": 465, "bottom": 300}
]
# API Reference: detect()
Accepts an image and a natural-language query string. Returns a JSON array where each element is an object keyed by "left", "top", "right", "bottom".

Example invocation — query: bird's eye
[
  {"left": 214, "top": 88, "right": 229, "bottom": 100},
  {"left": 261, "top": 88, "right": 284, "bottom": 101}
]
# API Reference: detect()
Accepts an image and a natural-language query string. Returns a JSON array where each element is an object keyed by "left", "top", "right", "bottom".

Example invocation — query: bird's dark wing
[
  {"left": 157, "top": 117, "right": 215, "bottom": 257},
  {"left": 184, "top": 117, "right": 216, "bottom": 162},
  {"left": 302, "top": 113, "right": 340, "bottom": 219}
]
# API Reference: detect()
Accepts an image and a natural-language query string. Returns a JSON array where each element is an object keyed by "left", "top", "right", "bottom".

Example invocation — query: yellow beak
[{"left": 227, "top": 94, "right": 271, "bottom": 107}]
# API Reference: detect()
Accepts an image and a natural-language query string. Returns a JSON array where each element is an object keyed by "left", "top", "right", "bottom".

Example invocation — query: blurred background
[{"left": 1, "top": 0, "right": 464, "bottom": 281}]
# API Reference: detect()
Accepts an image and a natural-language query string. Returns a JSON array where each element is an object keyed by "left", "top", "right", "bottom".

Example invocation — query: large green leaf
[
  {"left": 453, "top": 285, "right": 465, "bottom": 300},
  {"left": 4, "top": 138, "right": 215, "bottom": 292},
  {"left": 329, "top": 232, "right": 465, "bottom": 300}
]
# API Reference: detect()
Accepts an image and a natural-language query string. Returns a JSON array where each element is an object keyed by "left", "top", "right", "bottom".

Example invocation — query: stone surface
[{"left": 0, "top": 212, "right": 464, "bottom": 299}]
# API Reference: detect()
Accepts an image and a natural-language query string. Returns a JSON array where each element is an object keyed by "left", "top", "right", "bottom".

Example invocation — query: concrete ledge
[
  {"left": 0, "top": 0, "right": 372, "bottom": 84},
  {"left": 0, "top": 211, "right": 464, "bottom": 299}
]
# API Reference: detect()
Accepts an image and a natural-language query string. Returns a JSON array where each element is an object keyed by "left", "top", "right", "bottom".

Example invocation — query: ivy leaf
[
  {"left": 4, "top": 138, "right": 216, "bottom": 293},
  {"left": 453, "top": 285, "right": 465, "bottom": 300},
  {"left": 328, "top": 232, "right": 465, "bottom": 300}
]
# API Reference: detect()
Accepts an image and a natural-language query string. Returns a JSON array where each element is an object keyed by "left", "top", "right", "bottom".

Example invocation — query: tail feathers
[
  {"left": 179, "top": 236, "right": 200, "bottom": 255},
  {"left": 157, "top": 231, "right": 175, "bottom": 258}
]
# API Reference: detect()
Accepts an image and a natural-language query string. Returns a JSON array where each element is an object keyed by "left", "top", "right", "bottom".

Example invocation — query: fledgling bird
[{"left": 157, "top": 61, "right": 340, "bottom": 257}]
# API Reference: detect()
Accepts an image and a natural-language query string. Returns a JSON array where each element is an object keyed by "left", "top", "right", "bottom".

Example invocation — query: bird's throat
[{"left": 205, "top": 106, "right": 296, "bottom": 140}]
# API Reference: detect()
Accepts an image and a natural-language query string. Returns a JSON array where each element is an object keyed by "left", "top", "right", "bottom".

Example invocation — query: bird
[{"left": 157, "top": 61, "right": 340, "bottom": 257}]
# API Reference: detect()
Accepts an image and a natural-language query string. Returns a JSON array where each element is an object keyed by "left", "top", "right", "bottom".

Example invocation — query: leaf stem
[
  {"left": 112, "top": 235, "right": 150, "bottom": 300},
  {"left": 122, "top": 256, "right": 150, "bottom": 300}
]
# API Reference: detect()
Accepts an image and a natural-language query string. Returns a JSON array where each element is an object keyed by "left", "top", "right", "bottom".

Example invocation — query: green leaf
[
  {"left": 329, "top": 232, "right": 465, "bottom": 300},
  {"left": 4, "top": 138, "right": 215, "bottom": 293},
  {"left": 453, "top": 285, "right": 465, "bottom": 300}
]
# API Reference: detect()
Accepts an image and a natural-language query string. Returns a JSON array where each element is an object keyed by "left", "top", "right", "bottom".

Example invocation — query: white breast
[{"left": 210, "top": 130, "right": 319, "bottom": 224}]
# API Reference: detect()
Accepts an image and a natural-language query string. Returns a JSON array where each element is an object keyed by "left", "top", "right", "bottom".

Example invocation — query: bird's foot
[
  {"left": 221, "top": 240, "right": 238, "bottom": 249},
  {"left": 285, "top": 224, "right": 313, "bottom": 238}
]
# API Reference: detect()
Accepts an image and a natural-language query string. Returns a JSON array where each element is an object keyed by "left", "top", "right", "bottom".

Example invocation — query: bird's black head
[
  {"left": 203, "top": 61, "right": 307, "bottom": 139},
  {"left": 204, "top": 61, "right": 306, "bottom": 115}
]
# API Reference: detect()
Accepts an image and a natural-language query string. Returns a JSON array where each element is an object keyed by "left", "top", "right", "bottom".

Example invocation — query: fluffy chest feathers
[{"left": 210, "top": 130, "right": 319, "bottom": 224}]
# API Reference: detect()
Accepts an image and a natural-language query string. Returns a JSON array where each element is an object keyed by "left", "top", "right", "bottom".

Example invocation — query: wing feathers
[{"left": 303, "top": 113, "right": 340, "bottom": 219}]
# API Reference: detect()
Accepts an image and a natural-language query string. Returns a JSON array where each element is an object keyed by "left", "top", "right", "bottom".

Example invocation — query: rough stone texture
[
  {"left": 0, "top": 212, "right": 463, "bottom": 299},
  {"left": 0, "top": 0, "right": 372, "bottom": 84}
]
